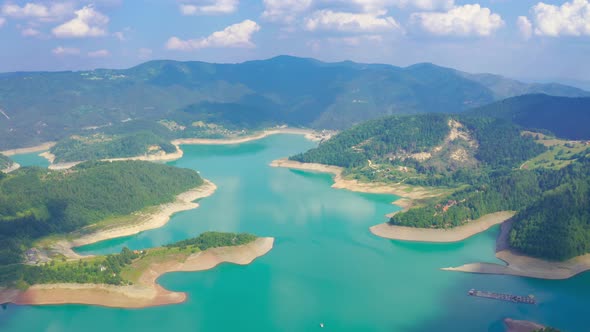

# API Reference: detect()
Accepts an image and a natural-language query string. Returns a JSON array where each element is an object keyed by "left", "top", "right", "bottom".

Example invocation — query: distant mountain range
[{"left": 0, "top": 55, "right": 588, "bottom": 149}]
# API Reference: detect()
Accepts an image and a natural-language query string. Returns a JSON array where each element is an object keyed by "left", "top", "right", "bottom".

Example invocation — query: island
[
  {"left": 276, "top": 111, "right": 590, "bottom": 279},
  {"left": 0, "top": 232, "right": 273, "bottom": 308}
]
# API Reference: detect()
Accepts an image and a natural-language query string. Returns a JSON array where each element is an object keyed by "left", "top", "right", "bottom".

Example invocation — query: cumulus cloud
[
  {"left": 1, "top": 2, "right": 72, "bottom": 21},
  {"left": 179, "top": 0, "right": 238, "bottom": 15},
  {"left": 532, "top": 0, "right": 590, "bottom": 37},
  {"left": 52, "top": 5, "right": 109, "bottom": 38},
  {"left": 52, "top": 46, "right": 80, "bottom": 55},
  {"left": 351, "top": 0, "right": 454, "bottom": 12},
  {"left": 517, "top": 16, "right": 532, "bottom": 40},
  {"left": 166, "top": 19, "right": 260, "bottom": 50},
  {"left": 262, "top": 0, "right": 312, "bottom": 23},
  {"left": 411, "top": 4, "right": 504, "bottom": 36},
  {"left": 304, "top": 10, "right": 400, "bottom": 32},
  {"left": 21, "top": 27, "right": 41, "bottom": 36},
  {"left": 88, "top": 49, "right": 110, "bottom": 57}
]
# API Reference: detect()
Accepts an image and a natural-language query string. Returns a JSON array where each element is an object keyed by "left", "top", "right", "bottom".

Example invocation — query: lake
[{"left": 1, "top": 134, "right": 587, "bottom": 331}]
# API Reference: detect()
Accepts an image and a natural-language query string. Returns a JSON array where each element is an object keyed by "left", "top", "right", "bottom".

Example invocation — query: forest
[
  {"left": 50, "top": 131, "right": 177, "bottom": 163},
  {"left": 391, "top": 157, "right": 590, "bottom": 260},
  {"left": 0, "top": 161, "right": 203, "bottom": 271},
  {"left": 1, "top": 232, "right": 257, "bottom": 287}
]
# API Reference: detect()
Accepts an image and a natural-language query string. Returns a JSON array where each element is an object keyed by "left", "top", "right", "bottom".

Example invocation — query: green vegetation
[
  {"left": 291, "top": 114, "right": 545, "bottom": 187},
  {"left": 520, "top": 133, "right": 590, "bottom": 170},
  {"left": 0, "top": 56, "right": 586, "bottom": 150},
  {"left": 167, "top": 232, "right": 257, "bottom": 250},
  {"left": 0, "top": 154, "right": 13, "bottom": 170},
  {"left": 468, "top": 94, "right": 590, "bottom": 140},
  {"left": 1, "top": 232, "right": 256, "bottom": 287},
  {"left": 0, "top": 161, "right": 203, "bottom": 276},
  {"left": 50, "top": 131, "right": 177, "bottom": 163}
]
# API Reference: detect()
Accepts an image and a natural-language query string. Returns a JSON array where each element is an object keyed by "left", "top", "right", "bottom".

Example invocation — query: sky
[{"left": 0, "top": 0, "right": 589, "bottom": 85}]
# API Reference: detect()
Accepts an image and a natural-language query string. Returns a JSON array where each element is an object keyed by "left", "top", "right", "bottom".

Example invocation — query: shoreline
[
  {"left": 0, "top": 237, "right": 274, "bottom": 308},
  {"left": 50, "top": 179, "right": 217, "bottom": 259},
  {"left": 442, "top": 219, "right": 590, "bottom": 279},
  {"left": 369, "top": 211, "right": 515, "bottom": 243},
  {"left": 270, "top": 158, "right": 440, "bottom": 201},
  {"left": 39, "top": 128, "right": 329, "bottom": 170},
  {"left": 1, "top": 162, "right": 20, "bottom": 173},
  {"left": 0, "top": 142, "right": 57, "bottom": 156},
  {"left": 504, "top": 318, "right": 545, "bottom": 332}
]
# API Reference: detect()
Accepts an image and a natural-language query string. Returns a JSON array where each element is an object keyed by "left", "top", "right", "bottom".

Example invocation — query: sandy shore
[
  {"left": 42, "top": 146, "right": 185, "bottom": 170},
  {"left": 0, "top": 237, "right": 274, "bottom": 308},
  {"left": 172, "top": 128, "right": 328, "bottom": 146},
  {"left": 270, "top": 159, "right": 439, "bottom": 200},
  {"left": 52, "top": 180, "right": 217, "bottom": 255},
  {"left": 1, "top": 162, "right": 20, "bottom": 173},
  {"left": 442, "top": 219, "right": 590, "bottom": 279},
  {"left": 0, "top": 142, "right": 56, "bottom": 156},
  {"left": 504, "top": 318, "right": 545, "bottom": 332},
  {"left": 370, "top": 211, "right": 515, "bottom": 243}
]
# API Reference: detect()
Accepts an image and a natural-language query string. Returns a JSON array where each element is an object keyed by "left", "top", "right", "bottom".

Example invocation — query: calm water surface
[{"left": 1, "top": 135, "right": 588, "bottom": 331}]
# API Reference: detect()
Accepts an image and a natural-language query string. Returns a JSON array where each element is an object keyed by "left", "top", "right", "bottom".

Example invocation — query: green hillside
[
  {"left": 0, "top": 56, "right": 587, "bottom": 149},
  {"left": 0, "top": 161, "right": 203, "bottom": 268},
  {"left": 0, "top": 154, "right": 13, "bottom": 170},
  {"left": 468, "top": 94, "right": 590, "bottom": 140},
  {"left": 290, "top": 114, "right": 545, "bottom": 186}
]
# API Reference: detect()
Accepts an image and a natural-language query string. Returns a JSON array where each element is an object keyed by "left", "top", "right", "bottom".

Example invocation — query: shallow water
[{"left": 1, "top": 134, "right": 588, "bottom": 331}]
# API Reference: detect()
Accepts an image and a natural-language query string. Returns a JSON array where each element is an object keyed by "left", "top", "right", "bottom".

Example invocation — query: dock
[{"left": 468, "top": 289, "right": 536, "bottom": 304}]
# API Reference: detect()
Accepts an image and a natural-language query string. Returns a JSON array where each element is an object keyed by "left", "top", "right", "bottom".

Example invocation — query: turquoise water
[
  {"left": 9, "top": 151, "right": 50, "bottom": 168},
  {"left": 1, "top": 134, "right": 588, "bottom": 331}
]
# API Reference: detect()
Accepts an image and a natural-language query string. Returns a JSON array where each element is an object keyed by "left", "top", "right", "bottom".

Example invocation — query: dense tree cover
[
  {"left": 509, "top": 160, "right": 590, "bottom": 260},
  {"left": 167, "top": 232, "right": 257, "bottom": 251},
  {"left": 290, "top": 114, "right": 545, "bottom": 187},
  {"left": 0, "top": 154, "right": 13, "bottom": 170},
  {"left": 392, "top": 157, "right": 590, "bottom": 260},
  {"left": 50, "top": 131, "right": 177, "bottom": 163},
  {"left": 468, "top": 94, "right": 590, "bottom": 140},
  {"left": 291, "top": 114, "right": 451, "bottom": 168},
  {"left": 0, "top": 161, "right": 203, "bottom": 268},
  {"left": 1, "top": 56, "right": 586, "bottom": 149},
  {"left": 0, "top": 232, "right": 256, "bottom": 287}
]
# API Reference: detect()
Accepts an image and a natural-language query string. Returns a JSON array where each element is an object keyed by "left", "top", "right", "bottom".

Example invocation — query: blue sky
[{"left": 0, "top": 0, "right": 589, "bottom": 84}]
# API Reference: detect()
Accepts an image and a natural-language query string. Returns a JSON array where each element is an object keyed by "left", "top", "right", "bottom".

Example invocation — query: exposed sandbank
[
  {"left": 504, "top": 318, "right": 545, "bottom": 332},
  {"left": 442, "top": 219, "right": 590, "bottom": 279},
  {"left": 370, "top": 211, "right": 515, "bottom": 243},
  {"left": 41, "top": 146, "right": 185, "bottom": 170},
  {"left": 0, "top": 142, "right": 56, "bottom": 156},
  {"left": 51, "top": 180, "right": 217, "bottom": 259},
  {"left": 270, "top": 158, "right": 439, "bottom": 200},
  {"left": 172, "top": 128, "right": 329, "bottom": 146},
  {"left": 0, "top": 237, "right": 274, "bottom": 308},
  {"left": 1, "top": 162, "right": 20, "bottom": 173}
]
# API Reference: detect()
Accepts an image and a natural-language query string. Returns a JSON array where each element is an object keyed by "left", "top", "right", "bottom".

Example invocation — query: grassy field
[{"left": 521, "top": 132, "right": 590, "bottom": 170}]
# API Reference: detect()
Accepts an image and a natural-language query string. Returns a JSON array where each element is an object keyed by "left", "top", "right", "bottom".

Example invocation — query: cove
[{"left": 1, "top": 134, "right": 588, "bottom": 331}]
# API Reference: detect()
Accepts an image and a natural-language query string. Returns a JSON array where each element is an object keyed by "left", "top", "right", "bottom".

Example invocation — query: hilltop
[{"left": 0, "top": 56, "right": 587, "bottom": 150}]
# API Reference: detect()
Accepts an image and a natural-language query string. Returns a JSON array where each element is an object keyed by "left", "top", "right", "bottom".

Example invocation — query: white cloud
[
  {"left": 411, "top": 4, "right": 504, "bottom": 36},
  {"left": 166, "top": 19, "right": 260, "bottom": 50},
  {"left": 328, "top": 34, "right": 383, "bottom": 46},
  {"left": 52, "top": 46, "right": 80, "bottom": 55},
  {"left": 0, "top": 17, "right": 5, "bottom": 27},
  {"left": 2, "top": 2, "right": 72, "bottom": 21},
  {"left": 350, "top": 0, "right": 454, "bottom": 12},
  {"left": 179, "top": 0, "right": 238, "bottom": 15},
  {"left": 52, "top": 5, "right": 109, "bottom": 38},
  {"left": 262, "top": 0, "right": 312, "bottom": 23},
  {"left": 138, "top": 48, "right": 153, "bottom": 59},
  {"left": 517, "top": 16, "right": 532, "bottom": 40},
  {"left": 532, "top": 0, "right": 590, "bottom": 37},
  {"left": 88, "top": 49, "right": 110, "bottom": 57},
  {"left": 304, "top": 10, "right": 400, "bottom": 32},
  {"left": 21, "top": 27, "right": 41, "bottom": 36}
]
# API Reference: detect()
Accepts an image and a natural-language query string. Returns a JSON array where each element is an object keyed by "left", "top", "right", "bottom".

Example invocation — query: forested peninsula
[
  {"left": 0, "top": 160, "right": 208, "bottom": 287},
  {"left": 284, "top": 111, "right": 590, "bottom": 273}
]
